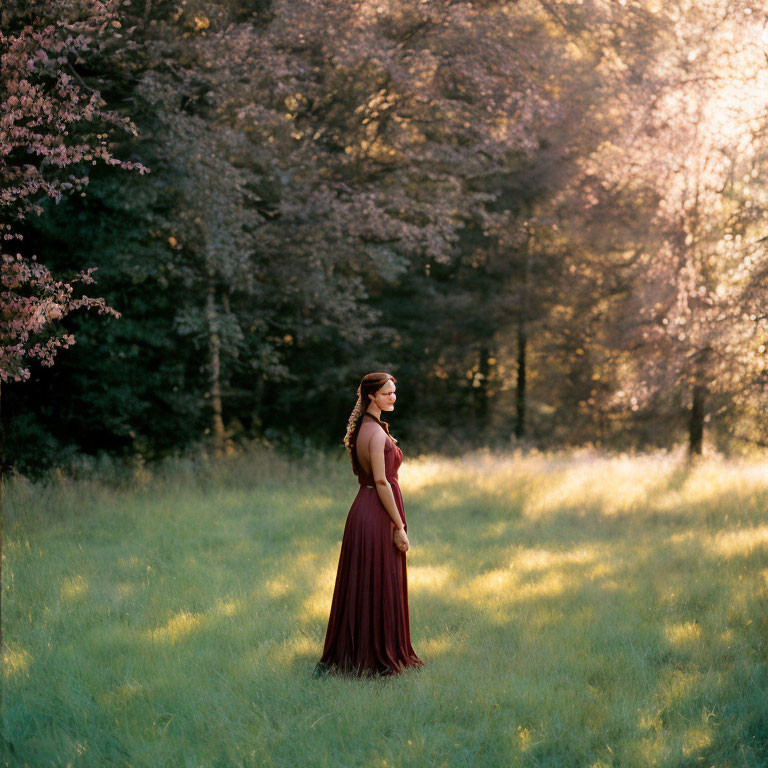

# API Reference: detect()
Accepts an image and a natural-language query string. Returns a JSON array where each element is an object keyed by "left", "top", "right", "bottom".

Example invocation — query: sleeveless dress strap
[{"left": 362, "top": 412, "right": 397, "bottom": 442}]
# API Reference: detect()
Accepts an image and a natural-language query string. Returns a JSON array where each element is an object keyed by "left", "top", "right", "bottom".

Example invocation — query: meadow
[{"left": 2, "top": 445, "right": 768, "bottom": 767}]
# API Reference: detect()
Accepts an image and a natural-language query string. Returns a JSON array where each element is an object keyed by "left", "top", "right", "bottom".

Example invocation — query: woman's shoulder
[
  {"left": 360, "top": 419, "right": 387, "bottom": 436},
  {"left": 360, "top": 423, "right": 394, "bottom": 449}
]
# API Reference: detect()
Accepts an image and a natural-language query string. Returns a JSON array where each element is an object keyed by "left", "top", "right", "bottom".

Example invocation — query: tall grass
[{"left": 3, "top": 444, "right": 768, "bottom": 767}]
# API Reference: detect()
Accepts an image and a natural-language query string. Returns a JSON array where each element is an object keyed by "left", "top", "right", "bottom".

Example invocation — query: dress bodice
[{"left": 355, "top": 414, "right": 402, "bottom": 486}]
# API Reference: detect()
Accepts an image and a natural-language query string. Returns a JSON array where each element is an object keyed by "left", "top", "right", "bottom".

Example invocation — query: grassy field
[{"left": 2, "top": 445, "right": 768, "bottom": 767}]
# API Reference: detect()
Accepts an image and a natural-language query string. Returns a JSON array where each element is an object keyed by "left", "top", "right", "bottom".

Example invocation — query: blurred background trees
[{"left": 3, "top": 0, "right": 768, "bottom": 477}]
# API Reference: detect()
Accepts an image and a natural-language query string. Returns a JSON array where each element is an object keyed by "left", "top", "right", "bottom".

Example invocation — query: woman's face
[{"left": 370, "top": 380, "right": 396, "bottom": 411}]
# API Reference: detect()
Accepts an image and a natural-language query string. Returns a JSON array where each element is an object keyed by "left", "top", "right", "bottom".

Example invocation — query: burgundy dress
[{"left": 314, "top": 415, "right": 423, "bottom": 677}]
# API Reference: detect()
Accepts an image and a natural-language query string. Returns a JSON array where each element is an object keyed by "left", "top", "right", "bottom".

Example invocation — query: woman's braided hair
[{"left": 344, "top": 372, "right": 397, "bottom": 473}]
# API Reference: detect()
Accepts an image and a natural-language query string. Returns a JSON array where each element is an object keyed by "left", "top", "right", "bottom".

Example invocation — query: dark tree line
[{"left": 3, "top": 0, "right": 768, "bottom": 478}]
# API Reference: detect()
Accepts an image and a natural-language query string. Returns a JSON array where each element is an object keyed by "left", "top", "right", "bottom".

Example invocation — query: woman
[{"left": 314, "top": 372, "right": 423, "bottom": 678}]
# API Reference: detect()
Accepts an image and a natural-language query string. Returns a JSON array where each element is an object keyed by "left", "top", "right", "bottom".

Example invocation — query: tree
[
  {"left": 0, "top": 0, "right": 145, "bottom": 688},
  {"left": 545, "top": 0, "right": 768, "bottom": 454}
]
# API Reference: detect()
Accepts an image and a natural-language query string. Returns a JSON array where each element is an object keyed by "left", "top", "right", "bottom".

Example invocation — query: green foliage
[{"left": 6, "top": 0, "right": 768, "bottom": 469}]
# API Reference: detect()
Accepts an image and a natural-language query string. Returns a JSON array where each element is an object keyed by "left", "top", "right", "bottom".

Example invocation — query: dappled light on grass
[
  {"left": 443, "top": 543, "right": 619, "bottom": 608},
  {"left": 397, "top": 449, "right": 768, "bottom": 764},
  {"left": 215, "top": 599, "right": 239, "bottom": 617},
  {"left": 144, "top": 610, "right": 203, "bottom": 645},
  {"left": 405, "top": 448, "right": 768, "bottom": 525},
  {"left": 406, "top": 564, "right": 452, "bottom": 593},
  {"left": 298, "top": 565, "right": 338, "bottom": 622},
  {"left": 709, "top": 525, "right": 768, "bottom": 557},
  {"left": 264, "top": 577, "right": 291, "bottom": 598},
  {"left": 517, "top": 455, "right": 671, "bottom": 519},
  {"left": 268, "top": 633, "right": 321, "bottom": 667},
  {"left": 663, "top": 525, "right": 768, "bottom": 558},
  {"left": 59, "top": 573, "right": 89, "bottom": 601},
  {"left": 5, "top": 446, "right": 768, "bottom": 766},
  {"left": 513, "top": 546, "right": 597, "bottom": 572},
  {"left": 682, "top": 725, "right": 713, "bottom": 760},
  {"left": 420, "top": 633, "right": 453, "bottom": 656},
  {"left": 461, "top": 566, "right": 568, "bottom": 602},
  {"left": 664, "top": 620, "right": 703, "bottom": 647},
  {"left": 3, "top": 644, "right": 32, "bottom": 679}
]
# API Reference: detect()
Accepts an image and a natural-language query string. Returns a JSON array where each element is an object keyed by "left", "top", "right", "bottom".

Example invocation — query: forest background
[{"left": 4, "top": 0, "right": 768, "bottom": 480}]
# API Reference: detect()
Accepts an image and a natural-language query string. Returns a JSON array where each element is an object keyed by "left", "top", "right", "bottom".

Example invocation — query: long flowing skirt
[{"left": 314, "top": 482, "right": 423, "bottom": 677}]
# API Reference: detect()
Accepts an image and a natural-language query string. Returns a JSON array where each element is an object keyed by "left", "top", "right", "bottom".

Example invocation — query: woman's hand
[{"left": 393, "top": 526, "right": 409, "bottom": 552}]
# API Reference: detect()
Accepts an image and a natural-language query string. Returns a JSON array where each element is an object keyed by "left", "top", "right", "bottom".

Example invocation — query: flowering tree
[
  {"left": 0, "top": 0, "right": 145, "bottom": 664},
  {"left": 1, "top": 4, "right": 145, "bottom": 387},
  {"left": 0, "top": 255, "right": 117, "bottom": 384}
]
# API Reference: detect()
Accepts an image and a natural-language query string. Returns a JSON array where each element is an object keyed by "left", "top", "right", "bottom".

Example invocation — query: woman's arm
[{"left": 370, "top": 430, "right": 405, "bottom": 531}]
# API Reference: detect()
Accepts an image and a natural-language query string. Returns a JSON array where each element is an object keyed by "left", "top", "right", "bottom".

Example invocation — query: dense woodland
[{"left": 3, "top": 0, "right": 768, "bottom": 478}]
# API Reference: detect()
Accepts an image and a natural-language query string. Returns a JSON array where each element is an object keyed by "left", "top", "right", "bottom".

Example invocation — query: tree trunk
[
  {"left": 474, "top": 345, "right": 491, "bottom": 424},
  {"left": 688, "top": 383, "right": 705, "bottom": 456},
  {"left": 515, "top": 225, "right": 532, "bottom": 440},
  {"left": 206, "top": 276, "right": 225, "bottom": 455},
  {"left": 515, "top": 323, "right": 527, "bottom": 439}
]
